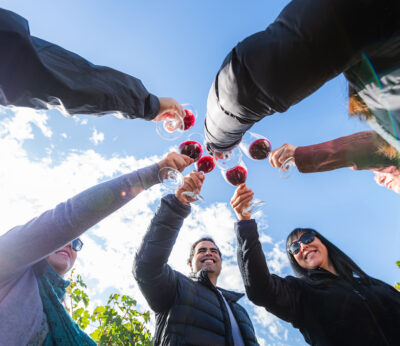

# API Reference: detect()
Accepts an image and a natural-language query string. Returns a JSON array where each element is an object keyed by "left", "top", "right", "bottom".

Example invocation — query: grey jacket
[{"left": 0, "top": 164, "right": 159, "bottom": 346}]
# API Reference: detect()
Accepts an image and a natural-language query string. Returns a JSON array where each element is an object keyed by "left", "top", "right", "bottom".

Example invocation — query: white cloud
[
  {"left": 0, "top": 106, "right": 52, "bottom": 141},
  {"left": 0, "top": 108, "right": 291, "bottom": 343},
  {"left": 89, "top": 128, "right": 104, "bottom": 145},
  {"left": 265, "top": 241, "right": 290, "bottom": 276}
]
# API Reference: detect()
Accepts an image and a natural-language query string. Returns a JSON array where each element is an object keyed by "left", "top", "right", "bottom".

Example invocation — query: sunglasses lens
[
  {"left": 290, "top": 243, "right": 300, "bottom": 255},
  {"left": 301, "top": 233, "right": 315, "bottom": 244},
  {"left": 72, "top": 239, "right": 83, "bottom": 251},
  {"left": 290, "top": 233, "right": 315, "bottom": 255}
]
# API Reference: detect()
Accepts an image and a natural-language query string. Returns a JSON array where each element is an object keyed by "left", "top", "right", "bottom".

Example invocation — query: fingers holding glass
[
  {"left": 155, "top": 102, "right": 197, "bottom": 140},
  {"left": 176, "top": 171, "right": 205, "bottom": 204}
]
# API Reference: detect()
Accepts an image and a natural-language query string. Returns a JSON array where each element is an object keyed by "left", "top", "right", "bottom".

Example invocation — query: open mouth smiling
[
  {"left": 304, "top": 250, "right": 317, "bottom": 260},
  {"left": 56, "top": 249, "right": 71, "bottom": 258}
]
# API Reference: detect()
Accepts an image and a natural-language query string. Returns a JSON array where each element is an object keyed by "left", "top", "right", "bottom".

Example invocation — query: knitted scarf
[{"left": 36, "top": 263, "right": 96, "bottom": 346}]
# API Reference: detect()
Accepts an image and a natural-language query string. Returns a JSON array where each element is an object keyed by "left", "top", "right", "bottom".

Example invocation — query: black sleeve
[
  {"left": 205, "top": 0, "right": 400, "bottom": 149},
  {"left": 132, "top": 194, "right": 191, "bottom": 313},
  {"left": 235, "top": 219, "right": 303, "bottom": 325},
  {"left": 0, "top": 8, "right": 159, "bottom": 120}
]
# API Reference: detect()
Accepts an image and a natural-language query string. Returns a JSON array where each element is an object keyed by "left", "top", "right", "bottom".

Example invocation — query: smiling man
[{"left": 133, "top": 172, "right": 258, "bottom": 346}]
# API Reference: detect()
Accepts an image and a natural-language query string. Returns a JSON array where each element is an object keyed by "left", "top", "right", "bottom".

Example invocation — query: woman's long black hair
[{"left": 286, "top": 228, "right": 371, "bottom": 284}]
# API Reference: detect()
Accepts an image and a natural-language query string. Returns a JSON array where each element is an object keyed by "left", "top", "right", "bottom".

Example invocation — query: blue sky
[{"left": 1, "top": 1, "right": 400, "bottom": 345}]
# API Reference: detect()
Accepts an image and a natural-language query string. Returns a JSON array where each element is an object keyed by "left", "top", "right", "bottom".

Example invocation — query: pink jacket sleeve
[{"left": 294, "top": 131, "right": 399, "bottom": 173}]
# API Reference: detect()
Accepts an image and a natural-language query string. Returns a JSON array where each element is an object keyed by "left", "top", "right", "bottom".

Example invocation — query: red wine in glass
[
  {"left": 225, "top": 166, "right": 248, "bottom": 186},
  {"left": 221, "top": 164, "right": 265, "bottom": 216},
  {"left": 196, "top": 156, "right": 215, "bottom": 174},
  {"left": 248, "top": 139, "right": 271, "bottom": 160},
  {"left": 155, "top": 105, "right": 196, "bottom": 140},
  {"left": 183, "top": 109, "right": 196, "bottom": 130},
  {"left": 179, "top": 140, "right": 203, "bottom": 162}
]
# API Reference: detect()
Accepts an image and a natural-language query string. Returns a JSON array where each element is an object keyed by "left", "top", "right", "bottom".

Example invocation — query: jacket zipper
[{"left": 353, "top": 288, "right": 390, "bottom": 346}]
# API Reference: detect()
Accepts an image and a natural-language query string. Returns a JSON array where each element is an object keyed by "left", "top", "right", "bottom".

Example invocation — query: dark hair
[
  {"left": 286, "top": 228, "right": 370, "bottom": 283},
  {"left": 187, "top": 237, "right": 222, "bottom": 265}
]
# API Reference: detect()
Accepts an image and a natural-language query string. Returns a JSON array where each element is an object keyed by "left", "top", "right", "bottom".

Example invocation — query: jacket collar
[
  {"left": 191, "top": 270, "right": 244, "bottom": 302},
  {"left": 306, "top": 266, "right": 339, "bottom": 280}
]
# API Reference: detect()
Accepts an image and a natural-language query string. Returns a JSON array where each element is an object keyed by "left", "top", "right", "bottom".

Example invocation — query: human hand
[
  {"left": 153, "top": 98, "right": 185, "bottom": 127},
  {"left": 176, "top": 171, "right": 205, "bottom": 205},
  {"left": 158, "top": 152, "right": 193, "bottom": 173},
  {"left": 269, "top": 143, "right": 297, "bottom": 168},
  {"left": 230, "top": 184, "right": 254, "bottom": 221}
]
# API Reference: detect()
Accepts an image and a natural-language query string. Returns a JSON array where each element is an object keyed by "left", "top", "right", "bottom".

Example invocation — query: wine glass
[
  {"left": 195, "top": 155, "right": 215, "bottom": 174},
  {"left": 239, "top": 131, "right": 295, "bottom": 179},
  {"left": 178, "top": 133, "right": 204, "bottom": 162},
  {"left": 184, "top": 155, "right": 216, "bottom": 201},
  {"left": 213, "top": 146, "right": 243, "bottom": 171},
  {"left": 240, "top": 132, "right": 271, "bottom": 161},
  {"left": 219, "top": 160, "right": 265, "bottom": 217},
  {"left": 159, "top": 137, "right": 211, "bottom": 202},
  {"left": 155, "top": 105, "right": 197, "bottom": 140},
  {"left": 158, "top": 167, "right": 203, "bottom": 202}
]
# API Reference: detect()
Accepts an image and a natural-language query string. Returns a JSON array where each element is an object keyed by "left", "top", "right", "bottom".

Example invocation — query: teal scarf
[{"left": 36, "top": 263, "right": 96, "bottom": 346}]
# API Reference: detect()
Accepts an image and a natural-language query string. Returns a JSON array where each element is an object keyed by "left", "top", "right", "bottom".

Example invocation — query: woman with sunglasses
[
  {"left": 0, "top": 152, "right": 192, "bottom": 346},
  {"left": 230, "top": 184, "right": 400, "bottom": 345}
]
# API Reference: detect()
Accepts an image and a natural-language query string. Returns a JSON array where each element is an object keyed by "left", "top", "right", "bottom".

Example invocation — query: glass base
[
  {"left": 242, "top": 200, "right": 266, "bottom": 217},
  {"left": 279, "top": 157, "right": 295, "bottom": 179}
]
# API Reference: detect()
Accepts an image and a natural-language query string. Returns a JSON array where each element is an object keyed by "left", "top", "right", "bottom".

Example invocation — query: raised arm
[
  {"left": 231, "top": 185, "right": 302, "bottom": 324},
  {"left": 133, "top": 172, "right": 204, "bottom": 313},
  {"left": 235, "top": 220, "right": 302, "bottom": 324},
  {"left": 0, "top": 152, "right": 192, "bottom": 285},
  {"left": 0, "top": 9, "right": 184, "bottom": 120},
  {"left": 204, "top": 0, "right": 400, "bottom": 150},
  {"left": 270, "top": 131, "right": 399, "bottom": 173}
]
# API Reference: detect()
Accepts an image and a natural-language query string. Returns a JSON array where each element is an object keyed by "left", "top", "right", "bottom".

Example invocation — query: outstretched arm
[
  {"left": 133, "top": 172, "right": 204, "bottom": 313},
  {"left": 205, "top": 0, "right": 400, "bottom": 150},
  {"left": 269, "top": 131, "right": 399, "bottom": 173},
  {"left": 0, "top": 152, "right": 192, "bottom": 285},
  {"left": 0, "top": 9, "right": 185, "bottom": 120}
]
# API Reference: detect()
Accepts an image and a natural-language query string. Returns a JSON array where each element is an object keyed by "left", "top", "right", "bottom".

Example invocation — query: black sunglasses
[
  {"left": 289, "top": 232, "right": 315, "bottom": 255},
  {"left": 72, "top": 238, "right": 84, "bottom": 252}
]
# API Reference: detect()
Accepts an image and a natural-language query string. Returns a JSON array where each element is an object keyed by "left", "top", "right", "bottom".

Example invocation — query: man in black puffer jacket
[{"left": 133, "top": 172, "right": 258, "bottom": 346}]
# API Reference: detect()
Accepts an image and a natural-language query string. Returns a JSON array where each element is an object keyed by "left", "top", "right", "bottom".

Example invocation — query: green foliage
[
  {"left": 66, "top": 269, "right": 153, "bottom": 345},
  {"left": 395, "top": 261, "right": 400, "bottom": 291}
]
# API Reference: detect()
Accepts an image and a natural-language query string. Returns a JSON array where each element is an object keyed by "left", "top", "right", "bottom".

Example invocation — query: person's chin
[{"left": 202, "top": 264, "right": 216, "bottom": 272}]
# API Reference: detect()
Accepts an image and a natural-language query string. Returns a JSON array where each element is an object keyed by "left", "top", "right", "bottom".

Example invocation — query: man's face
[
  {"left": 190, "top": 241, "right": 222, "bottom": 277},
  {"left": 374, "top": 172, "right": 400, "bottom": 194}
]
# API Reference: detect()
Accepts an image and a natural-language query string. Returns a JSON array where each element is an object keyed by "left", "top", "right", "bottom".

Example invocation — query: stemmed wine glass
[
  {"left": 159, "top": 136, "right": 215, "bottom": 202},
  {"left": 214, "top": 147, "right": 265, "bottom": 217},
  {"left": 155, "top": 104, "right": 197, "bottom": 141},
  {"left": 239, "top": 131, "right": 295, "bottom": 179},
  {"left": 178, "top": 133, "right": 204, "bottom": 162}
]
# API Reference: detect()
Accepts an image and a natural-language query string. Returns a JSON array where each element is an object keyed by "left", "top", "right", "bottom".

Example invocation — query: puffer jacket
[
  {"left": 205, "top": 0, "right": 400, "bottom": 150},
  {"left": 133, "top": 194, "right": 258, "bottom": 346},
  {"left": 235, "top": 219, "right": 400, "bottom": 346},
  {"left": 0, "top": 8, "right": 159, "bottom": 119}
]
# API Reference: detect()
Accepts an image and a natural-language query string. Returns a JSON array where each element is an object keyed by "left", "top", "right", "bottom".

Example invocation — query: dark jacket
[
  {"left": 205, "top": 0, "right": 400, "bottom": 150},
  {"left": 294, "top": 131, "right": 399, "bottom": 173},
  {"left": 0, "top": 8, "right": 159, "bottom": 119},
  {"left": 133, "top": 195, "right": 258, "bottom": 346},
  {"left": 235, "top": 219, "right": 400, "bottom": 346}
]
